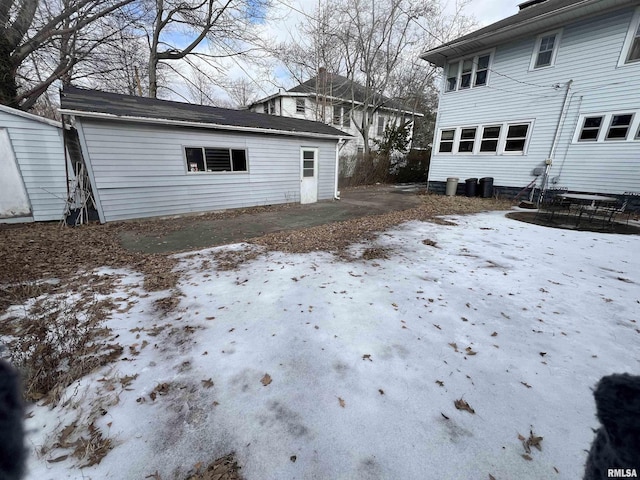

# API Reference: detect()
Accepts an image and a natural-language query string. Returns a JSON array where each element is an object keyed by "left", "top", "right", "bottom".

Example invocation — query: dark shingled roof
[
  {"left": 60, "top": 85, "right": 350, "bottom": 138},
  {"left": 287, "top": 72, "right": 413, "bottom": 112}
]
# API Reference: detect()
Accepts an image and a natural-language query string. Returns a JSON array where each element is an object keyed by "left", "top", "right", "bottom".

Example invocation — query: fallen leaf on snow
[
  {"left": 338, "top": 397, "right": 345, "bottom": 408},
  {"left": 521, "top": 454, "right": 533, "bottom": 461},
  {"left": 491, "top": 332, "right": 498, "bottom": 337},
  {"left": 436, "top": 380, "right": 444, "bottom": 387},
  {"left": 520, "top": 381, "right": 532, "bottom": 389},
  {"left": 201, "top": 378, "right": 214, "bottom": 388},
  {"left": 465, "top": 347, "right": 477, "bottom": 355},
  {"left": 261, "top": 374, "right": 272, "bottom": 386},
  {"left": 454, "top": 398, "right": 475, "bottom": 414},
  {"left": 448, "top": 342, "right": 459, "bottom": 352},
  {"left": 362, "top": 354, "right": 372, "bottom": 361}
]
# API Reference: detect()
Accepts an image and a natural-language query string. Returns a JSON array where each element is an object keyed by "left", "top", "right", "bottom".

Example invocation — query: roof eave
[
  {"left": 420, "top": 0, "right": 632, "bottom": 66},
  {"left": 59, "top": 108, "right": 352, "bottom": 140}
]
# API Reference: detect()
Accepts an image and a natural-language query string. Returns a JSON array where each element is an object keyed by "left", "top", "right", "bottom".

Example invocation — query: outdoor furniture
[
  {"left": 558, "top": 193, "right": 618, "bottom": 228},
  {"left": 534, "top": 188, "right": 570, "bottom": 222}
]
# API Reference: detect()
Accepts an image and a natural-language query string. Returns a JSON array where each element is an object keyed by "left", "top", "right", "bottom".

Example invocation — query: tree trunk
[
  {"left": 148, "top": 52, "right": 158, "bottom": 98},
  {"left": 0, "top": 35, "right": 18, "bottom": 107}
]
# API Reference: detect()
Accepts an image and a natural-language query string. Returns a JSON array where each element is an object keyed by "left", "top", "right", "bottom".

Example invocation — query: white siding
[
  {"left": 0, "top": 110, "right": 68, "bottom": 222},
  {"left": 430, "top": 7, "right": 640, "bottom": 195},
  {"left": 79, "top": 119, "right": 338, "bottom": 222}
]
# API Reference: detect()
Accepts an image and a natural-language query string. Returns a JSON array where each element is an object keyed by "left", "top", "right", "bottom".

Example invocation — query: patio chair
[
  {"left": 586, "top": 196, "right": 630, "bottom": 230},
  {"left": 534, "top": 188, "right": 570, "bottom": 223}
]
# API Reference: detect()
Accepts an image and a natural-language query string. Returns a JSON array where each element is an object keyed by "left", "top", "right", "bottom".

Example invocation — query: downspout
[
  {"left": 335, "top": 138, "right": 347, "bottom": 200},
  {"left": 538, "top": 79, "right": 573, "bottom": 204}
]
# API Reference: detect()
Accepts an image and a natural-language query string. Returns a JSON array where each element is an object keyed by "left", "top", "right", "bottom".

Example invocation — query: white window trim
[
  {"left": 436, "top": 128, "right": 456, "bottom": 154},
  {"left": 572, "top": 111, "right": 640, "bottom": 143},
  {"left": 618, "top": 7, "right": 640, "bottom": 67},
  {"left": 443, "top": 49, "right": 495, "bottom": 93},
  {"left": 477, "top": 124, "right": 504, "bottom": 155},
  {"left": 436, "top": 120, "right": 533, "bottom": 156},
  {"left": 183, "top": 146, "right": 249, "bottom": 174},
  {"left": 529, "top": 29, "right": 562, "bottom": 71}
]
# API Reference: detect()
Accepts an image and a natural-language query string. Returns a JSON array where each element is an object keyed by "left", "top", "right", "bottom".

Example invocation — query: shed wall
[
  {"left": 78, "top": 119, "right": 338, "bottom": 222},
  {"left": 0, "top": 110, "right": 68, "bottom": 222}
]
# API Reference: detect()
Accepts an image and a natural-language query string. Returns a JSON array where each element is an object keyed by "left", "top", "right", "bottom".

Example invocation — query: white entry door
[{"left": 300, "top": 148, "right": 318, "bottom": 204}]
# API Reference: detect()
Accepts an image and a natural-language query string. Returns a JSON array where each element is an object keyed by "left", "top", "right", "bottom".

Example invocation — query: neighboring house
[
  {"left": 59, "top": 86, "right": 350, "bottom": 223},
  {"left": 247, "top": 68, "right": 421, "bottom": 159},
  {"left": 0, "top": 105, "right": 69, "bottom": 223},
  {"left": 421, "top": 0, "right": 640, "bottom": 198}
]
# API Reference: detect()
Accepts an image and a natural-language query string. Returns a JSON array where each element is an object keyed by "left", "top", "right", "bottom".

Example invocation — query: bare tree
[
  {"left": 0, "top": 0, "right": 137, "bottom": 109},
  {"left": 223, "top": 77, "right": 259, "bottom": 107},
  {"left": 146, "top": 0, "right": 270, "bottom": 98},
  {"left": 271, "top": 0, "right": 474, "bottom": 155}
]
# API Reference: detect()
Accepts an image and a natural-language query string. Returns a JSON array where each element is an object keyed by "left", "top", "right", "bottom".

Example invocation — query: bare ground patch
[{"left": 252, "top": 194, "right": 512, "bottom": 255}]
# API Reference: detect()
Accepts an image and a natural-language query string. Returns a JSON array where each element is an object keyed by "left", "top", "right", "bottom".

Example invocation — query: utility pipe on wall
[{"left": 539, "top": 79, "right": 573, "bottom": 204}]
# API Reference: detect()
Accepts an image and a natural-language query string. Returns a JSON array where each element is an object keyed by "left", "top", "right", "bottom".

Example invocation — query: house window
[
  {"left": 532, "top": 31, "right": 560, "bottom": 69},
  {"left": 269, "top": 99, "right": 276, "bottom": 115},
  {"left": 377, "top": 116, "right": 386, "bottom": 136},
  {"left": 474, "top": 55, "right": 490, "bottom": 86},
  {"left": 504, "top": 124, "right": 530, "bottom": 152},
  {"left": 343, "top": 106, "right": 351, "bottom": 127},
  {"left": 296, "top": 98, "right": 305, "bottom": 113},
  {"left": 460, "top": 58, "right": 473, "bottom": 89},
  {"left": 263, "top": 103, "right": 268, "bottom": 114},
  {"left": 446, "top": 61, "right": 459, "bottom": 92},
  {"left": 445, "top": 52, "right": 492, "bottom": 92},
  {"left": 438, "top": 129, "right": 455, "bottom": 153},
  {"left": 185, "top": 147, "right": 248, "bottom": 173},
  {"left": 458, "top": 127, "right": 477, "bottom": 153},
  {"left": 333, "top": 106, "right": 342, "bottom": 125},
  {"left": 605, "top": 114, "right": 633, "bottom": 140},
  {"left": 578, "top": 116, "right": 603, "bottom": 142},
  {"left": 479, "top": 126, "right": 501, "bottom": 152},
  {"left": 625, "top": 16, "right": 640, "bottom": 63}
]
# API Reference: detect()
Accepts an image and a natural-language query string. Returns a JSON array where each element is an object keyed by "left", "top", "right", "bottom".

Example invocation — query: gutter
[
  {"left": 335, "top": 139, "right": 348, "bottom": 200},
  {"left": 58, "top": 109, "right": 351, "bottom": 141}
]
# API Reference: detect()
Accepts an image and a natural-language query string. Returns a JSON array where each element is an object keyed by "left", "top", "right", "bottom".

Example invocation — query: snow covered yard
[{"left": 12, "top": 211, "right": 640, "bottom": 479}]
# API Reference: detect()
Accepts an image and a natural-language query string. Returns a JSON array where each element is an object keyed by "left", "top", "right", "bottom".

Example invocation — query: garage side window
[{"left": 185, "top": 147, "right": 248, "bottom": 173}]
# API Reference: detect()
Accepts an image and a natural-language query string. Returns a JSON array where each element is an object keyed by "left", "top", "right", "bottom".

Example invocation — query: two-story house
[
  {"left": 248, "top": 68, "right": 421, "bottom": 160},
  {"left": 421, "top": 0, "right": 640, "bottom": 198}
]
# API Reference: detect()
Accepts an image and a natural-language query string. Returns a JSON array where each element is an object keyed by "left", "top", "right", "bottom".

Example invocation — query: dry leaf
[
  {"left": 454, "top": 398, "right": 475, "bottom": 414},
  {"left": 521, "top": 454, "right": 533, "bottom": 461},
  {"left": 520, "top": 381, "right": 532, "bottom": 389},
  {"left": 338, "top": 397, "right": 345, "bottom": 408},
  {"left": 491, "top": 332, "right": 498, "bottom": 337},
  {"left": 436, "top": 380, "right": 444, "bottom": 387},
  {"left": 261, "top": 374, "right": 272, "bottom": 386},
  {"left": 201, "top": 378, "right": 214, "bottom": 388},
  {"left": 47, "top": 455, "right": 69, "bottom": 463},
  {"left": 465, "top": 347, "right": 477, "bottom": 355},
  {"left": 362, "top": 354, "right": 372, "bottom": 361},
  {"left": 448, "top": 342, "right": 459, "bottom": 352},
  {"left": 517, "top": 433, "right": 526, "bottom": 441},
  {"left": 378, "top": 389, "right": 384, "bottom": 395}
]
